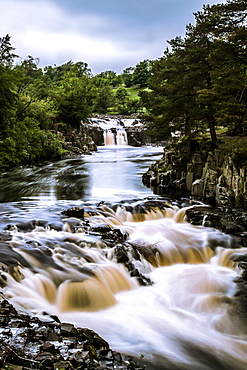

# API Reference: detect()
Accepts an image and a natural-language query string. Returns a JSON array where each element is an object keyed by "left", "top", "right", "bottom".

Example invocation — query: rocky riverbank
[
  {"left": 142, "top": 141, "right": 247, "bottom": 209},
  {"left": 0, "top": 298, "right": 145, "bottom": 370}
]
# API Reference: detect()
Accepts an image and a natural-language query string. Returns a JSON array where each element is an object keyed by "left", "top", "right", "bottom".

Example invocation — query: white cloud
[
  {"left": 0, "top": 0, "right": 221, "bottom": 73},
  {"left": 1, "top": 0, "right": 155, "bottom": 72}
]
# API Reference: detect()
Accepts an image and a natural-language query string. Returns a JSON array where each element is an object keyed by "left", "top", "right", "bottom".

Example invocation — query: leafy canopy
[{"left": 140, "top": 0, "right": 247, "bottom": 149}]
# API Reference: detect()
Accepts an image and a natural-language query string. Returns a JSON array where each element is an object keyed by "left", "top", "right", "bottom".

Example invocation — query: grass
[
  {"left": 126, "top": 86, "right": 141, "bottom": 99},
  {"left": 111, "top": 86, "right": 142, "bottom": 100}
]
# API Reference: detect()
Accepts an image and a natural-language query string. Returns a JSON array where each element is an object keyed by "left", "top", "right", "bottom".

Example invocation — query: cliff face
[{"left": 143, "top": 148, "right": 247, "bottom": 208}]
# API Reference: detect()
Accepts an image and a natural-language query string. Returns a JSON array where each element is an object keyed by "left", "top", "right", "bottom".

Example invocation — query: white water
[
  {"left": 103, "top": 129, "right": 128, "bottom": 146},
  {"left": 91, "top": 116, "right": 130, "bottom": 146},
  {"left": 2, "top": 204, "right": 247, "bottom": 369}
]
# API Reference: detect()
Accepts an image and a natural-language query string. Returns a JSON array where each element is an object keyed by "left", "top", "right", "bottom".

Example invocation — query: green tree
[
  {"left": 115, "top": 87, "right": 130, "bottom": 114},
  {"left": 0, "top": 35, "right": 65, "bottom": 168},
  {"left": 140, "top": 0, "right": 247, "bottom": 148},
  {"left": 132, "top": 60, "right": 152, "bottom": 88},
  {"left": 54, "top": 73, "right": 96, "bottom": 128},
  {"left": 93, "top": 70, "right": 122, "bottom": 87},
  {"left": 195, "top": 0, "right": 247, "bottom": 134},
  {"left": 0, "top": 34, "right": 18, "bottom": 66},
  {"left": 121, "top": 67, "right": 134, "bottom": 87},
  {"left": 0, "top": 35, "right": 18, "bottom": 125},
  {"left": 94, "top": 85, "right": 114, "bottom": 114}
]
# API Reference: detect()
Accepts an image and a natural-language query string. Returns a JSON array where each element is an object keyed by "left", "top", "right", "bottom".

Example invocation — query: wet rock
[
  {"left": 62, "top": 217, "right": 85, "bottom": 233},
  {"left": 233, "top": 254, "right": 247, "bottom": 318},
  {"left": 0, "top": 232, "right": 12, "bottom": 241},
  {"left": 0, "top": 299, "right": 145, "bottom": 369},
  {"left": 186, "top": 207, "right": 247, "bottom": 245},
  {"left": 62, "top": 207, "right": 85, "bottom": 220},
  {"left": 114, "top": 244, "right": 153, "bottom": 286},
  {"left": 90, "top": 224, "right": 127, "bottom": 243},
  {"left": 60, "top": 322, "right": 78, "bottom": 335}
]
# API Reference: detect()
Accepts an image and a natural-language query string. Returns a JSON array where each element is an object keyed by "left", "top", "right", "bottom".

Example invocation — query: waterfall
[
  {"left": 90, "top": 117, "right": 130, "bottom": 146},
  {"left": 103, "top": 128, "right": 128, "bottom": 146},
  {"left": 104, "top": 129, "right": 116, "bottom": 145},
  {"left": 116, "top": 129, "right": 128, "bottom": 145}
]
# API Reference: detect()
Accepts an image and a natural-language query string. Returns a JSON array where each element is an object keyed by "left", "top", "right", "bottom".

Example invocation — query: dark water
[{"left": 0, "top": 146, "right": 163, "bottom": 229}]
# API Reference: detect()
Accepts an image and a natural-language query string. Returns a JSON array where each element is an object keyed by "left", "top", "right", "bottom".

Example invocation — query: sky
[{"left": 0, "top": 0, "right": 222, "bottom": 74}]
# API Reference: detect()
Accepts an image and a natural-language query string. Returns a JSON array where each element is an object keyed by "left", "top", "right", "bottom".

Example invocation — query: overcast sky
[{"left": 1, "top": 0, "right": 222, "bottom": 74}]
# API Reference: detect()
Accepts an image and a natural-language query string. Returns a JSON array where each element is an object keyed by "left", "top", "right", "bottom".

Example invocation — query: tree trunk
[{"left": 206, "top": 107, "right": 218, "bottom": 149}]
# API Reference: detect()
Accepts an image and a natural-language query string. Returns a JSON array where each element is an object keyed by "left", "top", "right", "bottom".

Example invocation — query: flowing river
[{"left": 0, "top": 134, "right": 247, "bottom": 369}]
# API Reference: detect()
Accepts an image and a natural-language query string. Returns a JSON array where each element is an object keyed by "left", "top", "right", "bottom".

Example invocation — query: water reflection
[
  {"left": 55, "top": 158, "right": 90, "bottom": 200},
  {"left": 0, "top": 146, "right": 163, "bottom": 203},
  {"left": 0, "top": 146, "right": 163, "bottom": 228}
]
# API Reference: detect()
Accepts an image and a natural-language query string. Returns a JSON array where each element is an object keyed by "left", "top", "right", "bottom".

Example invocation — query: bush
[{"left": 0, "top": 117, "right": 66, "bottom": 168}]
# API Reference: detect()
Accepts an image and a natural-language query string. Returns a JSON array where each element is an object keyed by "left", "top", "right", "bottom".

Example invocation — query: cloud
[{"left": 0, "top": 0, "right": 221, "bottom": 73}]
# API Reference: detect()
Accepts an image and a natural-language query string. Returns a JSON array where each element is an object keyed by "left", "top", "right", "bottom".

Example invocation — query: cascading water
[
  {"left": 116, "top": 129, "right": 128, "bottom": 145},
  {"left": 104, "top": 129, "right": 128, "bottom": 146},
  {"left": 0, "top": 138, "right": 247, "bottom": 369},
  {"left": 1, "top": 201, "right": 247, "bottom": 369},
  {"left": 104, "top": 129, "right": 116, "bottom": 145},
  {"left": 91, "top": 117, "right": 129, "bottom": 146}
]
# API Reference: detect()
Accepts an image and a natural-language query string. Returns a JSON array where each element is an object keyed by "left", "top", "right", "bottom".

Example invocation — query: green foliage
[
  {"left": 0, "top": 34, "right": 18, "bottom": 66},
  {"left": 0, "top": 65, "right": 17, "bottom": 125},
  {"left": 0, "top": 117, "right": 65, "bottom": 168},
  {"left": 132, "top": 59, "right": 152, "bottom": 88},
  {"left": 140, "top": 0, "right": 247, "bottom": 148},
  {"left": 0, "top": 36, "right": 93, "bottom": 168},
  {"left": 53, "top": 75, "right": 96, "bottom": 128},
  {"left": 121, "top": 67, "right": 134, "bottom": 87},
  {"left": 93, "top": 70, "right": 122, "bottom": 87},
  {"left": 94, "top": 85, "right": 114, "bottom": 114},
  {"left": 111, "top": 87, "right": 141, "bottom": 114}
]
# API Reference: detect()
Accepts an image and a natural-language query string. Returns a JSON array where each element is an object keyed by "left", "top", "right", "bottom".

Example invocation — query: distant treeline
[
  {"left": 0, "top": 0, "right": 246, "bottom": 168},
  {"left": 0, "top": 35, "right": 153, "bottom": 168}
]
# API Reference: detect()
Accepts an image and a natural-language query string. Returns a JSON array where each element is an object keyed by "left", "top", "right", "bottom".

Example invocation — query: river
[
  {"left": 0, "top": 135, "right": 247, "bottom": 369},
  {"left": 0, "top": 145, "right": 163, "bottom": 229}
]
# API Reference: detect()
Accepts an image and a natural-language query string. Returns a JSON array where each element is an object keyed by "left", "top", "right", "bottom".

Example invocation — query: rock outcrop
[
  {"left": 60, "top": 125, "right": 97, "bottom": 155},
  {"left": 143, "top": 147, "right": 247, "bottom": 209}
]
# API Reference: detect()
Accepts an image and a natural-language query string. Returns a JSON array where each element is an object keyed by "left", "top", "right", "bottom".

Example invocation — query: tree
[
  {"left": 0, "top": 34, "right": 18, "bottom": 66},
  {"left": 0, "top": 35, "right": 18, "bottom": 125},
  {"left": 93, "top": 70, "right": 122, "bottom": 87},
  {"left": 0, "top": 36, "right": 65, "bottom": 168},
  {"left": 115, "top": 88, "right": 130, "bottom": 114},
  {"left": 121, "top": 67, "right": 134, "bottom": 87},
  {"left": 132, "top": 60, "right": 152, "bottom": 88},
  {"left": 54, "top": 74, "right": 96, "bottom": 128},
  {"left": 94, "top": 85, "right": 114, "bottom": 114},
  {"left": 140, "top": 0, "right": 247, "bottom": 148},
  {"left": 195, "top": 0, "right": 247, "bottom": 134}
]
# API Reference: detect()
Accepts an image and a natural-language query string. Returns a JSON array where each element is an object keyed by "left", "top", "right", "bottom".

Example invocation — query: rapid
[{"left": 0, "top": 121, "right": 247, "bottom": 369}]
